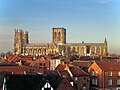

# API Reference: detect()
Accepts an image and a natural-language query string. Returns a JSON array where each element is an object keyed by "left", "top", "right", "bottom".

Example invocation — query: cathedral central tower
[{"left": 52, "top": 28, "right": 66, "bottom": 44}]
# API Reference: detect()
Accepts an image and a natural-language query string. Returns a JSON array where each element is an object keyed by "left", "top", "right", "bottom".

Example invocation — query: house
[
  {"left": 88, "top": 60, "right": 120, "bottom": 90},
  {"left": 2, "top": 74, "right": 75, "bottom": 90},
  {"left": 73, "top": 60, "right": 94, "bottom": 73},
  {"left": 50, "top": 59, "right": 61, "bottom": 70},
  {"left": 55, "top": 63, "right": 90, "bottom": 90},
  {"left": 26, "top": 57, "right": 50, "bottom": 69}
]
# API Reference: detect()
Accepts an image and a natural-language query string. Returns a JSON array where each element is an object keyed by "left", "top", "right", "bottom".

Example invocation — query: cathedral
[{"left": 13, "top": 28, "right": 108, "bottom": 56}]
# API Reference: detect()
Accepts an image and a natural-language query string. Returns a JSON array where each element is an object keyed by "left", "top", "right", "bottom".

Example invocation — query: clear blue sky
[{"left": 0, "top": 0, "right": 120, "bottom": 54}]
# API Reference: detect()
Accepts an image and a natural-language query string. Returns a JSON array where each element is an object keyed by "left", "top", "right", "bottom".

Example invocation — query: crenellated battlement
[{"left": 14, "top": 29, "right": 28, "bottom": 35}]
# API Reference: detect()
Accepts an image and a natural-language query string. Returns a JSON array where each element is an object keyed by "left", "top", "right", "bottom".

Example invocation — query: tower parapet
[{"left": 52, "top": 28, "right": 66, "bottom": 44}]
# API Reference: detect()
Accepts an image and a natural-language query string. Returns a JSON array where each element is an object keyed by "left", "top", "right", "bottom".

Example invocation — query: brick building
[
  {"left": 55, "top": 63, "right": 90, "bottom": 90},
  {"left": 88, "top": 60, "right": 120, "bottom": 90}
]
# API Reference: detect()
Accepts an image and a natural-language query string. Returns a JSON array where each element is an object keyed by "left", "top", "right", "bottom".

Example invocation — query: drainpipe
[{"left": 103, "top": 70, "right": 104, "bottom": 90}]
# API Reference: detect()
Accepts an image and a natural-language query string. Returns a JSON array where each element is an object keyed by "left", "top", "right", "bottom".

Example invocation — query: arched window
[
  {"left": 80, "top": 47, "right": 84, "bottom": 55},
  {"left": 101, "top": 47, "right": 104, "bottom": 54},
  {"left": 58, "top": 32, "right": 61, "bottom": 41},
  {"left": 29, "top": 49, "right": 32, "bottom": 52},
  {"left": 86, "top": 45, "right": 90, "bottom": 54},
  {"left": 72, "top": 47, "right": 75, "bottom": 52},
  {"left": 96, "top": 47, "right": 100, "bottom": 54},
  {"left": 63, "top": 46, "right": 66, "bottom": 53},
  {"left": 91, "top": 47, "right": 95, "bottom": 54},
  {"left": 67, "top": 47, "right": 71, "bottom": 53},
  {"left": 38, "top": 49, "right": 41, "bottom": 53},
  {"left": 54, "top": 32, "right": 57, "bottom": 41},
  {"left": 77, "top": 47, "right": 79, "bottom": 53}
]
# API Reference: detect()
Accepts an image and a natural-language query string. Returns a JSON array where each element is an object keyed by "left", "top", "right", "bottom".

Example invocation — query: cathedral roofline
[{"left": 52, "top": 27, "right": 66, "bottom": 30}]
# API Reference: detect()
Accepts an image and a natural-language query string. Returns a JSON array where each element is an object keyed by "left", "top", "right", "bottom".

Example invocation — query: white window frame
[
  {"left": 118, "top": 71, "right": 120, "bottom": 76},
  {"left": 75, "top": 77, "right": 78, "bottom": 81},
  {"left": 108, "top": 79, "right": 112, "bottom": 86},
  {"left": 92, "top": 71, "right": 98, "bottom": 76},
  {"left": 108, "top": 71, "right": 112, "bottom": 76},
  {"left": 92, "top": 79, "right": 98, "bottom": 85},
  {"left": 117, "top": 79, "right": 120, "bottom": 85}
]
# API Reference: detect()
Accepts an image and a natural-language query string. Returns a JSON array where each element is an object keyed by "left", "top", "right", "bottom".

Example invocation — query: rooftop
[{"left": 95, "top": 60, "right": 120, "bottom": 71}]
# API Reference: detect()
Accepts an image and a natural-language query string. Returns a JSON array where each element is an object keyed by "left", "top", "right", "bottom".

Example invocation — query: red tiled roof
[
  {"left": 69, "top": 66, "right": 88, "bottom": 77},
  {"left": 8, "top": 55, "right": 18, "bottom": 62},
  {"left": 60, "top": 70, "right": 72, "bottom": 81},
  {"left": 0, "top": 66, "right": 31, "bottom": 74},
  {"left": 36, "top": 57, "right": 46, "bottom": 61},
  {"left": 55, "top": 64, "right": 67, "bottom": 71},
  {"left": 55, "top": 64, "right": 88, "bottom": 77},
  {"left": 0, "top": 58, "right": 3, "bottom": 61},
  {"left": 8, "top": 55, "right": 33, "bottom": 62},
  {"left": 18, "top": 56, "right": 32, "bottom": 61},
  {"left": 95, "top": 60, "right": 120, "bottom": 71},
  {"left": 0, "top": 60, "right": 17, "bottom": 66}
]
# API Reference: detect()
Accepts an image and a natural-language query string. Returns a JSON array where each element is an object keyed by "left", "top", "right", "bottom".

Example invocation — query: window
[
  {"left": 75, "top": 77, "right": 78, "bottom": 81},
  {"left": 118, "top": 72, "right": 120, "bottom": 76},
  {"left": 108, "top": 79, "right": 112, "bottom": 86},
  {"left": 92, "top": 79, "right": 98, "bottom": 85},
  {"left": 92, "top": 71, "right": 98, "bottom": 76},
  {"left": 58, "top": 32, "right": 61, "bottom": 41},
  {"left": 108, "top": 72, "right": 112, "bottom": 76},
  {"left": 117, "top": 79, "right": 120, "bottom": 85},
  {"left": 43, "top": 63, "right": 45, "bottom": 66},
  {"left": 83, "top": 83, "right": 86, "bottom": 86},
  {"left": 86, "top": 45, "right": 90, "bottom": 54},
  {"left": 83, "top": 83, "right": 87, "bottom": 90},
  {"left": 40, "top": 63, "right": 42, "bottom": 66},
  {"left": 84, "top": 77, "right": 86, "bottom": 80}
]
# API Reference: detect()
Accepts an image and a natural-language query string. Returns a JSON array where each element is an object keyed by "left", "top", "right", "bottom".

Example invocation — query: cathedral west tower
[{"left": 13, "top": 29, "right": 29, "bottom": 54}]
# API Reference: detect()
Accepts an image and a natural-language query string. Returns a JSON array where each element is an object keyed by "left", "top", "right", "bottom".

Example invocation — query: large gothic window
[
  {"left": 67, "top": 47, "right": 71, "bottom": 53},
  {"left": 101, "top": 47, "right": 104, "bottom": 54},
  {"left": 91, "top": 47, "right": 95, "bottom": 54},
  {"left": 77, "top": 47, "right": 79, "bottom": 53},
  {"left": 44, "top": 49, "right": 46, "bottom": 55},
  {"left": 54, "top": 32, "right": 57, "bottom": 41},
  {"left": 80, "top": 47, "right": 84, "bottom": 55},
  {"left": 38, "top": 49, "right": 41, "bottom": 53},
  {"left": 58, "top": 32, "right": 61, "bottom": 41},
  {"left": 72, "top": 47, "right": 76, "bottom": 53},
  {"left": 96, "top": 47, "right": 100, "bottom": 54},
  {"left": 86, "top": 45, "right": 90, "bottom": 54},
  {"left": 63, "top": 46, "right": 66, "bottom": 53}
]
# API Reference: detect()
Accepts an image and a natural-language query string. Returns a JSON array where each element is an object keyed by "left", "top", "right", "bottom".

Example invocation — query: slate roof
[
  {"left": 5, "top": 75, "right": 46, "bottom": 90},
  {"left": 3, "top": 74, "right": 65, "bottom": 90},
  {"left": 24, "top": 43, "right": 47, "bottom": 47}
]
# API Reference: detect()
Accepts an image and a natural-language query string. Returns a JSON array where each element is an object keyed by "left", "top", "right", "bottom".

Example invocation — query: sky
[{"left": 0, "top": 0, "right": 120, "bottom": 54}]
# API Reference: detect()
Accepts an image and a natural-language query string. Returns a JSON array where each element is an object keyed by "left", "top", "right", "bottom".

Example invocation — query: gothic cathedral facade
[{"left": 13, "top": 28, "right": 108, "bottom": 56}]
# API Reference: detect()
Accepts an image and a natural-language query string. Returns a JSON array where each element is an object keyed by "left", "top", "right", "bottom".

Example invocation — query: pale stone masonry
[{"left": 13, "top": 27, "right": 108, "bottom": 56}]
